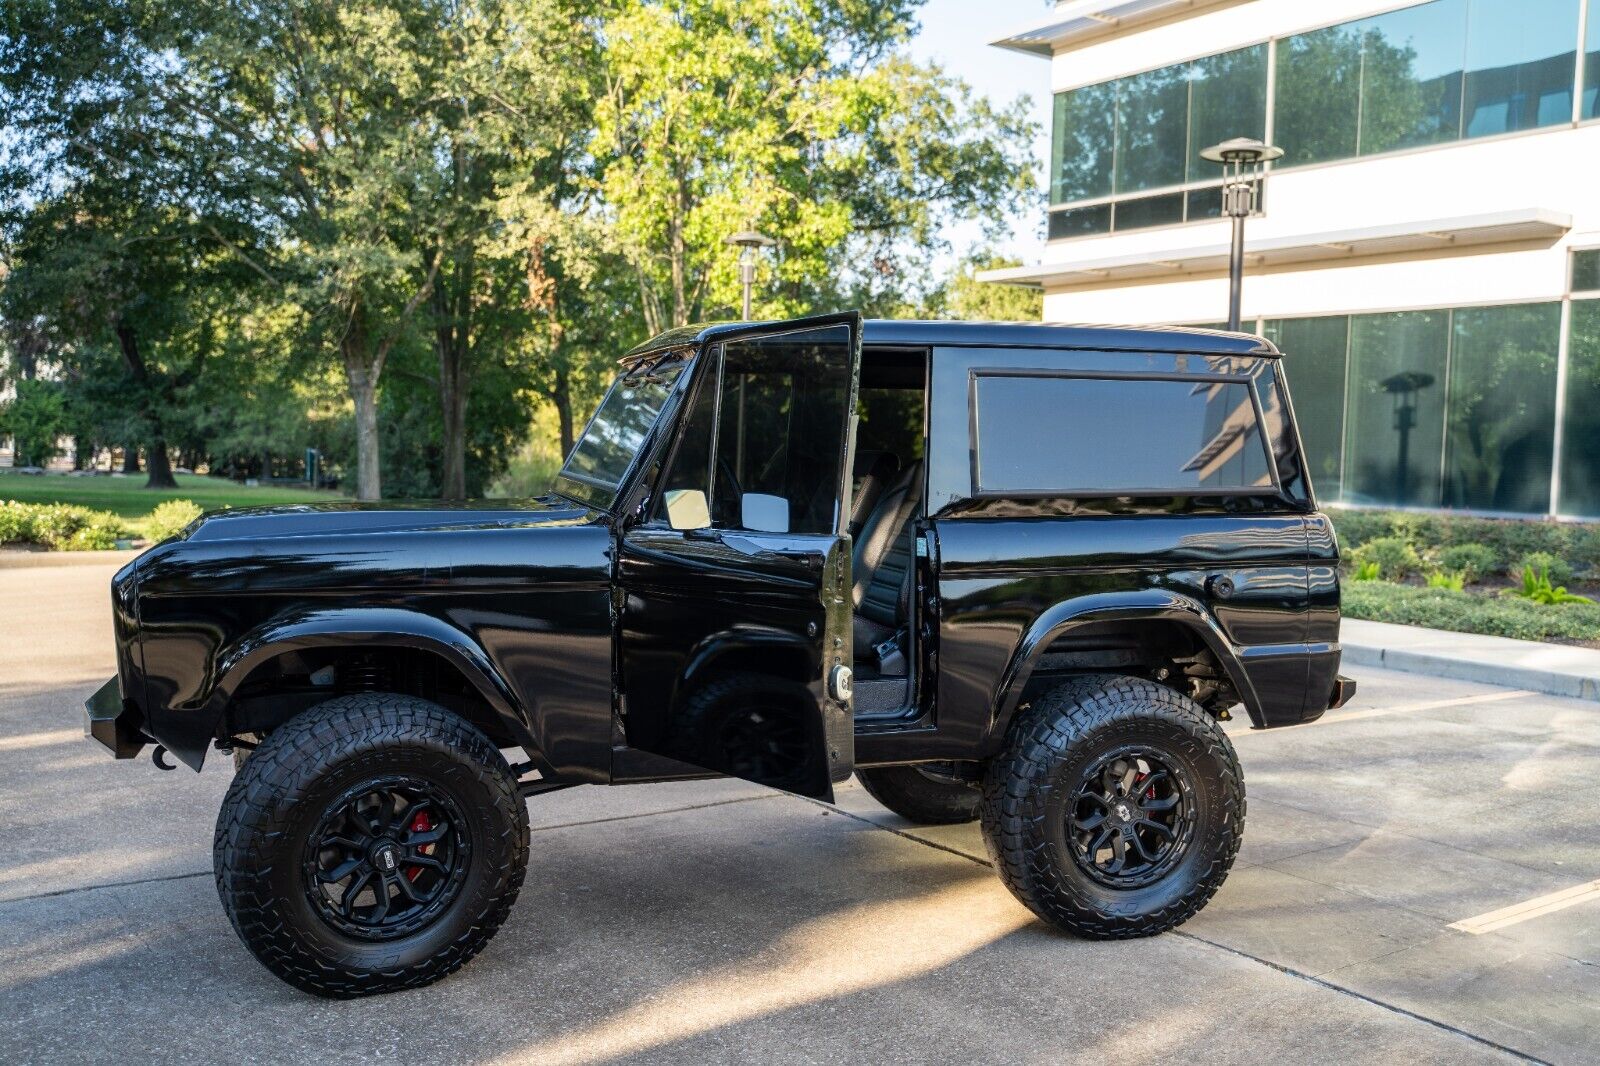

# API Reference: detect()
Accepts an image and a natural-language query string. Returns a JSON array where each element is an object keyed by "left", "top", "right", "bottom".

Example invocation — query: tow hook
[{"left": 151, "top": 745, "right": 176, "bottom": 771}]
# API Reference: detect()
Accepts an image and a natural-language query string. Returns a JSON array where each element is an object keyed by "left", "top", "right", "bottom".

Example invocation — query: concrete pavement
[
  {"left": 2, "top": 562, "right": 1598, "bottom": 1064},
  {"left": 1343, "top": 618, "right": 1600, "bottom": 702}
]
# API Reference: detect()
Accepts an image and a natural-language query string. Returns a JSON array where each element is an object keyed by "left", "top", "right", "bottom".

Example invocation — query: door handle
[{"left": 682, "top": 527, "right": 722, "bottom": 542}]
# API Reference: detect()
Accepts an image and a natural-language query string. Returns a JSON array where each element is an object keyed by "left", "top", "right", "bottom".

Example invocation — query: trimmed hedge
[
  {"left": 0, "top": 500, "right": 130, "bottom": 551},
  {"left": 1343, "top": 579, "right": 1600, "bottom": 643},
  {"left": 1331, "top": 509, "right": 1600, "bottom": 578}
]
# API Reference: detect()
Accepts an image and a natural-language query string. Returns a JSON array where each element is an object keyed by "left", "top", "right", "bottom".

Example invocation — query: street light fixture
[
  {"left": 1199, "top": 137, "right": 1283, "bottom": 332},
  {"left": 724, "top": 229, "right": 778, "bottom": 320}
]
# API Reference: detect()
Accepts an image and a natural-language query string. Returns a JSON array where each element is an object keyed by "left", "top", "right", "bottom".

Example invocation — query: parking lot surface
[{"left": 2, "top": 562, "right": 1597, "bottom": 1064}]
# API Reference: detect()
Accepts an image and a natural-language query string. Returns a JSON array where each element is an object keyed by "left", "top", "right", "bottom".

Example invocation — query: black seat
[
  {"left": 851, "top": 460, "right": 922, "bottom": 665},
  {"left": 849, "top": 450, "right": 900, "bottom": 538}
]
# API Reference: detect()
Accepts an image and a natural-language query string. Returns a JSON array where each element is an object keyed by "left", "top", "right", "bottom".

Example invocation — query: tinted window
[
  {"left": 1559, "top": 299, "right": 1600, "bottom": 516},
  {"left": 1275, "top": 24, "right": 1365, "bottom": 166},
  {"left": 1115, "top": 65, "right": 1189, "bottom": 194},
  {"left": 1588, "top": 0, "right": 1600, "bottom": 118},
  {"left": 1574, "top": 249, "right": 1600, "bottom": 292},
  {"left": 1463, "top": 0, "right": 1579, "bottom": 137},
  {"left": 652, "top": 327, "right": 854, "bottom": 534},
  {"left": 1114, "top": 192, "right": 1185, "bottom": 231},
  {"left": 1051, "top": 82, "right": 1117, "bottom": 203},
  {"left": 1264, "top": 316, "right": 1350, "bottom": 500},
  {"left": 1048, "top": 203, "right": 1113, "bottom": 240},
  {"left": 558, "top": 357, "right": 684, "bottom": 508},
  {"left": 1442, "top": 303, "right": 1559, "bottom": 512},
  {"left": 1186, "top": 45, "right": 1268, "bottom": 182},
  {"left": 1342, "top": 311, "right": 1450, "bottom": 507},
  {"left": 1358, "top": 0, "right": 1468, "bottom": 156},
  {"left": 973, "top": 374, "right": 1275, "bottom": 494}
]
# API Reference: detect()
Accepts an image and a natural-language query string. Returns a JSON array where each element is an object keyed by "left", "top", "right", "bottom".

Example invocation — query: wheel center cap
[
  {"left": 1113, "top": 801, "right": 1135, "bottom": 824},
  {"left": 372, "top": 842, "right": 400, "bottom": 874}
]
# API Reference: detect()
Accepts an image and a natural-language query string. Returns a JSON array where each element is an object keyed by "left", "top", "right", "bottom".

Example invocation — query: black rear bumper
[{"left": 85, "top": 677, "right": 146, "bottom": 759}]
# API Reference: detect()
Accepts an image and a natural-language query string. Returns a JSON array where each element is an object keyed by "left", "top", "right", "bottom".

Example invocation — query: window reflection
[
  {"left": 1559, "top": 300, "right": 1600, "bottom": 515},
  {"left": 1343, "top": 312, "right": 1449, "bottom": 508},
  {"left": 973, "top": 374, "right": 1274, "bottom": 494},
  {"left": 1443, "top": 304, "right": 1559, "bottom": 512},
  {"left": 1264, "top": 317, "right": 1350, "bottom": 500}
]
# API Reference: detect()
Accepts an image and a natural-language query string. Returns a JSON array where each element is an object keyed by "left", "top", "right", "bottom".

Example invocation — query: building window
[
  {"left": 1574, "top": 249, "right": 1600, "bottom": 292},
  {"left": 1264, "top": 317, "right": 1350, "bottom": 500},
  {"left": 1048, "top": 43, "right": 1267, "bottom": 220},
  {"left": 1560, "top": 299, "right": 1600, "bottom": 514},
  {"left": 1463, "top": 0, "right": 1580, "bottom": 137},
  {"left": 1442, "top": 303, "right": 1560, "bottom": 512},
  {"left": 1266, "top": 302, "right": 1567, "bottom": 515},
  {"left": 971, "top": 373, "right": 1274, "bottom": 494},
  {"left": 1343, "top": 311, "right": 1452, "bottom": 508},
  {"left": 1587, "top": 0, "right": 1600, "bottom": 118}
]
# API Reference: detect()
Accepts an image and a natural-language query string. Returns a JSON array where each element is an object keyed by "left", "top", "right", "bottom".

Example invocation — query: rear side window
[{"left": 972, "top": 372, "right": 1276, "bottom": 495}]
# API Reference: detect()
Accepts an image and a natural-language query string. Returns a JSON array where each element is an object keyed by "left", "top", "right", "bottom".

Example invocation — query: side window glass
[
  {"left": 653, "top": 326, "right": 854, "bottom": 534},
  {"left": 654, "top": 351, "right": 720, "bottom": 530}
]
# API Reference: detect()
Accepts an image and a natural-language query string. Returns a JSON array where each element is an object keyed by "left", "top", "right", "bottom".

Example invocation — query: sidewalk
[
  {"left": 0, "top": 548, "right": 141, "bottom": 569},
  {"left": 1342, "top": 617, "right": 1600, "bottom": 702}
]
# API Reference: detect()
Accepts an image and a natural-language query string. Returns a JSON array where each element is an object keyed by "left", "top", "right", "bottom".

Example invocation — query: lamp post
[
  {"left": 724, "top": 230, "right": 777, "bottom": 320},
  {"left": 1199, "top": 137, "right": 1282, "bottom": 331}
]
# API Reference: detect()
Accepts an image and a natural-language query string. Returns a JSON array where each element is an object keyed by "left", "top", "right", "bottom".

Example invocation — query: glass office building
[{"left": 988, "top": 0, "right": 1600, "bottom": 518}]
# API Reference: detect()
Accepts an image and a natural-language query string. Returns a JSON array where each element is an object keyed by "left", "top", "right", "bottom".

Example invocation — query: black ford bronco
[{"left": 87, "top": 312, "right": 1352, "bottom": 997}]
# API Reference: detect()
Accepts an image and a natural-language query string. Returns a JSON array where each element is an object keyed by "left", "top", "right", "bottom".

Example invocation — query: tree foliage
[{"left": 1, "top": 0, "right": 1036, "bottom": 498}]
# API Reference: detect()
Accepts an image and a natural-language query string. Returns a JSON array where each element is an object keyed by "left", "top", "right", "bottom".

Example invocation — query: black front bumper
[{"left": 85, "top": 677, "right": 146, "bottom": 759}]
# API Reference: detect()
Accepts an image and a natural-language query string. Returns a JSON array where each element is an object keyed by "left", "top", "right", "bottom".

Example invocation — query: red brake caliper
[{"left": 407, "top": 810, "right": 434, "bottom": 882}]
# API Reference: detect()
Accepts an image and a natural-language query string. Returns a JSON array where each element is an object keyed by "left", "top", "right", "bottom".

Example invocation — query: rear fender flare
[{"left": 989, "top": 590, "right": 1261, "bottom": 743}]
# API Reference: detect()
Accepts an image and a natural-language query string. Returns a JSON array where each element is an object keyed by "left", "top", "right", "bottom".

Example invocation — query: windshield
[{"left": 554, "top": 353, "right": 687, "bottom": 509}]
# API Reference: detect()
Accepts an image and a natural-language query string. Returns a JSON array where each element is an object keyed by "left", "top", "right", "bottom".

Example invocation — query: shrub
[
  {"left": 1427, "top": 571, "right": 1465, "bottom": 591},
  {"left": 1351, "top": 560, "right": 1381, "bottom": 582},
  {"left": 1343, "top": 580, "right": 1600, "bottom": 643},
  {"left": 1437, "top": 543, "right": 1498, "bottom": 584},
  {"left": 1350, "top": 536, "right": 1422, "bottom": 578},
  {"left": 1515, "top": 550, "right": 1573, "bottom": 587},
  {"left": 143, "top": 499, "right": 204, "bottom": 543},
  {"left": 0, "top": 500, "right": 131, "bottom": 550}
]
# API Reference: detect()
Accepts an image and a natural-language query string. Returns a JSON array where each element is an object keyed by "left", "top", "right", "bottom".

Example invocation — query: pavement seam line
[
  {"left": 0, "top": 868, "right": 213, "bottom": 907},
  {"left": 804, "top": 794, "right": 1549, "bottom": 1065},
  {"left": 1171, "top": 929, "right": 1552, "bottom": 1065},
  {"left": 526, "top": 792, "right": 780, "bottom": 835}
]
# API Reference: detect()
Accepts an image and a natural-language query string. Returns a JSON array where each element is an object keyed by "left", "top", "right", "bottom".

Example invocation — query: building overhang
[
  {"left": 990, "top": 0, "right": 1239, "bottom": 57},
  {"left": 975, "top": 208, "right": 1574, "bottom": 289}
]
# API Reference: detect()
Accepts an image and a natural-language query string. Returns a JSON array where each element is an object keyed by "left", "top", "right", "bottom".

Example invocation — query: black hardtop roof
[{"left": 625, "top": 318, "right": 1279, "bottom": 361}]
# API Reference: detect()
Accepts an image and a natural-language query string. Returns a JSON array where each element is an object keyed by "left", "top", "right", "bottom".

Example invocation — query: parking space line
[{"left": 1448, "top": 879, "right": 1600, "bottom": 935}]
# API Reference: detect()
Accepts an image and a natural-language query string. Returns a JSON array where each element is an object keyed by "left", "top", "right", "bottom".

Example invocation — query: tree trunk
[
  {"left": 553, "top": 363, "right": 575, "bottom": 458},
  {"left": 341, "top": 313, "right": 382, "bottom": 501},
  {"left": 439, "top": 368, "right": 468, "bottom": 501},
  {"left": 144, "top": 438, "right": 177, "bottom": 490},
  {"left": 348, "top": 366, "right": 381, "bottom": 501},
  {"left": 123, "top": 446, "right": 140, "bottom": 474},
  {"left": 72, "top": 437, "right": 89, "bottom": 471}
]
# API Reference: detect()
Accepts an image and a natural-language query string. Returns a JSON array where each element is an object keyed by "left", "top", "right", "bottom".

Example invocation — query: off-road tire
[
  {"left": 980, "top": 674, "right": 1243, "bottom": 939},
  {"left": 674, "top": 671, "right": 822, "bottom": 794},
  {"left": 856, "top": 765, "right": 981, "bottom": 824},
  {"left": 214, "top": 694, "right": 529, "bottom": 998}
]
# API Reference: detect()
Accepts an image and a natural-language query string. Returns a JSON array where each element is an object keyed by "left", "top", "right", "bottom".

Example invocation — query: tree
[
  {"left": 596, "top": 0, "right": 1035, "bottom": 331},
  {"left": 0, "top": 377, "right": 68, "bottom": 467},
  {"left": 930, "top": 252, "right": 1043, "bottom": 322}
]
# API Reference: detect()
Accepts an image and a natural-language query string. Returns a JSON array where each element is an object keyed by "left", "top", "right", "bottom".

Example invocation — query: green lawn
[{"left": 0, "top": 471, "right": 341, "bottom": 519}]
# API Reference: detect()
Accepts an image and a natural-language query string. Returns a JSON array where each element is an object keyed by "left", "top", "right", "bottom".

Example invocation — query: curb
[
  {"left": 1342, "top": 627, "right": 1600, "bottom": 704},
  {"left": 0, "top": 549, "right": 142, "bottom": 570}
]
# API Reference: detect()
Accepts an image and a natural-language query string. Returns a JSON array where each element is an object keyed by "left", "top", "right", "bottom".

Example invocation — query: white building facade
[{"left": 984, "top": 0, "right": 1600, "bottom": 518}]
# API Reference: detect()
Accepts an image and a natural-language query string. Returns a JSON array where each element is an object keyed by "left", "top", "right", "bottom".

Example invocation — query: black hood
[{"left": 178, "top": 496, "right": 597, "bottom": 544}]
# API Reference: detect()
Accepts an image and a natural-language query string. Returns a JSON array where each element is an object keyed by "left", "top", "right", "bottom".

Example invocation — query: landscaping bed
[{"left": 1331, "top": 508, "right": 1600, "bottom": 647}]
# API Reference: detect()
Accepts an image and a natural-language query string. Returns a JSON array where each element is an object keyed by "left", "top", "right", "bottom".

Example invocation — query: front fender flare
[
  {"left": 178, "top": 606, "right": 531, "bottom": 770},
  {"left": 990, "top": 590, "right": 1262, "bottom": 742}
]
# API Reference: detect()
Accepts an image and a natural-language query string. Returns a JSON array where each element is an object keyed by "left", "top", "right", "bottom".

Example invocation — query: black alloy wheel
[
  {"left": 1068, "top": 747, "right": 1193, "bottom": 888},
  {"left": 304, "top": 777, "right": 470, "bottom": 941}
]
